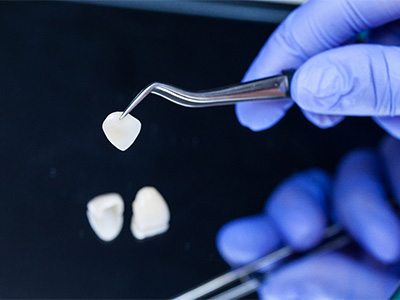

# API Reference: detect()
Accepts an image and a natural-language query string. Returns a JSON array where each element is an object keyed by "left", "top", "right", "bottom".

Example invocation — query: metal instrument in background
[
  {"left": 119, "top": 71, "right": 368, "bottom": 299},
  {"left": 173, "top": 225, "right": 350, "bottom": 300},
  {"left": 120, "top": 70, "right": 295, "bottom": 119}
]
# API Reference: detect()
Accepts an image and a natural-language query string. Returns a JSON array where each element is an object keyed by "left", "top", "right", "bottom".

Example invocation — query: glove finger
[
  {"left": 265, "top": 169, "right": 330, "bottom": 251},
  {"left": 236, "top": 54, "right": 293, "bottom": 132},
  {"left": 333, "top": 149, "right": 400, "bottom": 263},
  {"left": 216, "top": 214, "right": 280, "bottom": 267},
  {"left": 236, "top": 0, "right": 400, "bottom": 131},
  {"left": 259, "top": 253, "right": 399, "bottom": 300},
  {"left": 235, "top": 101, "right": 292, "bottom": 132},
  {"left": 374, "top": 116, "right": 400, "bottom": 140},
  {"left": 370, "top": 20, "right": 400, "bottom": 138},
  {"left": 379, "top": 136, "right": 400, "bottom": 205},
  {"left": 368, "top": 21, "right": 400, "bottom": 136},
  {"left": 246, "top": 0, "right": 400, "bottom": 76},
  {"left": 302, "top": 110, "right": 344, "bottom": 129},
  {"left": 291, "top": 44, "right": 400, "bottom": 117}
]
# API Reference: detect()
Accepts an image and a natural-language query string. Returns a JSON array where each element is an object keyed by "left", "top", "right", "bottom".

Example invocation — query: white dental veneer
[
  {"left": 131, "top": 186, "right": 170, "bottom": 240},
  {"left": 102, "top": 111, "right": 141, "bottom": 151},
  {"left": 87, "top": 193, "right": 124, "bottom": 242}
]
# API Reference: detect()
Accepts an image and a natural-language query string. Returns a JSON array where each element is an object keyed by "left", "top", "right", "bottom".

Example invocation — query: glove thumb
[{"left": 291, "top": 44, "right": 400, "bottom": 118}]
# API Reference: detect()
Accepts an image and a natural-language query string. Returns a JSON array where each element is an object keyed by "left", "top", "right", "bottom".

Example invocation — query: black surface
[{"left": 0, "top": 2, "right": 384, "bottom": 298}]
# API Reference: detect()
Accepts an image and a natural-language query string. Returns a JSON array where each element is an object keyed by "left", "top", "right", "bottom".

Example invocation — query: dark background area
[{"left": 0, "top": 1, "right": 383, "bottom": 298}]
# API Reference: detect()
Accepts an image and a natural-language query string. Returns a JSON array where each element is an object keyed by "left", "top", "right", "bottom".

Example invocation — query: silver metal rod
[
  {"left": 120, "top": 74, "right": 291, "bottom": 119},
  {"left": 219, "top": 232, "right": 350, "bottom": 300},
  {"left": 173, "top": 225, "right": 348, "bottom": 300},
  {"left": 209, "top": 278, "right": 261, "bottom": 300},
  {"left": 173, "top": 246, "right": 292, "bottom": 300}
]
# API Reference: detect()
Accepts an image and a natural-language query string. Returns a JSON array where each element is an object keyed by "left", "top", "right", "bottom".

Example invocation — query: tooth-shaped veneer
[
  {"left": 87, "top": 193, "right": 124, "bottom": 242},
  {"left": 131, "top": 187, "right": 170, "bottom": 240},
  {"left": 102, "top": 111, "right": 141, "bottom": 151}
]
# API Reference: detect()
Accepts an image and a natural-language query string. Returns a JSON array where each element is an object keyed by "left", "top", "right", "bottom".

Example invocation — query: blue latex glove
[
  {"left": 216, "top": 136, "right": 400, "bottom": 299},
  {"left": 237, "top": 0, "right": 400, "bottom": 139}
]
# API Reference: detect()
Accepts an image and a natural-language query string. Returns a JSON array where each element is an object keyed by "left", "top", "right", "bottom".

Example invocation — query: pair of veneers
[{"left": 86, "top": 187, "right": 170, "bottom": 242}]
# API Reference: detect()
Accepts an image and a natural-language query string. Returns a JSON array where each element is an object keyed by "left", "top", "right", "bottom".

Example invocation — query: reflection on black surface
[{"left": 0, "top": 2, "right": 383, "bottom": 298}]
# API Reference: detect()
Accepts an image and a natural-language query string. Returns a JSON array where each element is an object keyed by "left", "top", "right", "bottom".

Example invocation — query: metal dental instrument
[
  {"left": 173, "top": 225, "right": 350, "bottom": 300},
  {"left": 120, "top": 70, "right": 295, "bottom": 119}
]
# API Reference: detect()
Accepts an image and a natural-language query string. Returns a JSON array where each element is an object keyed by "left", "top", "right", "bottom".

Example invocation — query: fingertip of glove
[
  {"left": 291, "top": 54, "right": 352, "bottom": 114},
  {"left": 288, "top": 218, "right": 326, "bottom": 250},
  {"left": 374, "top": 117, "right": 400, "bottom": 140},
  {"left": 266, "top": 169, "right": 330, "bottom": 250},
  {"left": 303, "top": 110, "right": 344, "bottom": 129},
  {"left": 366, "top": 223, "right": 400, "bottom": 264},
  {"left": 334, "top": 147, "right": 400, "bottom": 264},
  {"left": 235, "top": 101, "right": 292, "bottom": 132},
  {"left": 216, "top": 215, "right": 280, "bottom": 267}
]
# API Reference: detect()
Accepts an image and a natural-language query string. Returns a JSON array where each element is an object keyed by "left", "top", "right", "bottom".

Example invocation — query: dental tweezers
[
  {"left": 120, "top": 70, "right": 295, "bottom": 119},
  {"left": 173, "top": 225, "right": 350, "bottom": 300}
]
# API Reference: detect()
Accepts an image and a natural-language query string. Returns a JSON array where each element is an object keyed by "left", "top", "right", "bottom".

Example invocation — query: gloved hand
[
  {"left": 216, "top": 136, "right": 400, "bottom": 299},
  {"left": 237, "top": 0, "right": 400, "bottom": 139}
]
